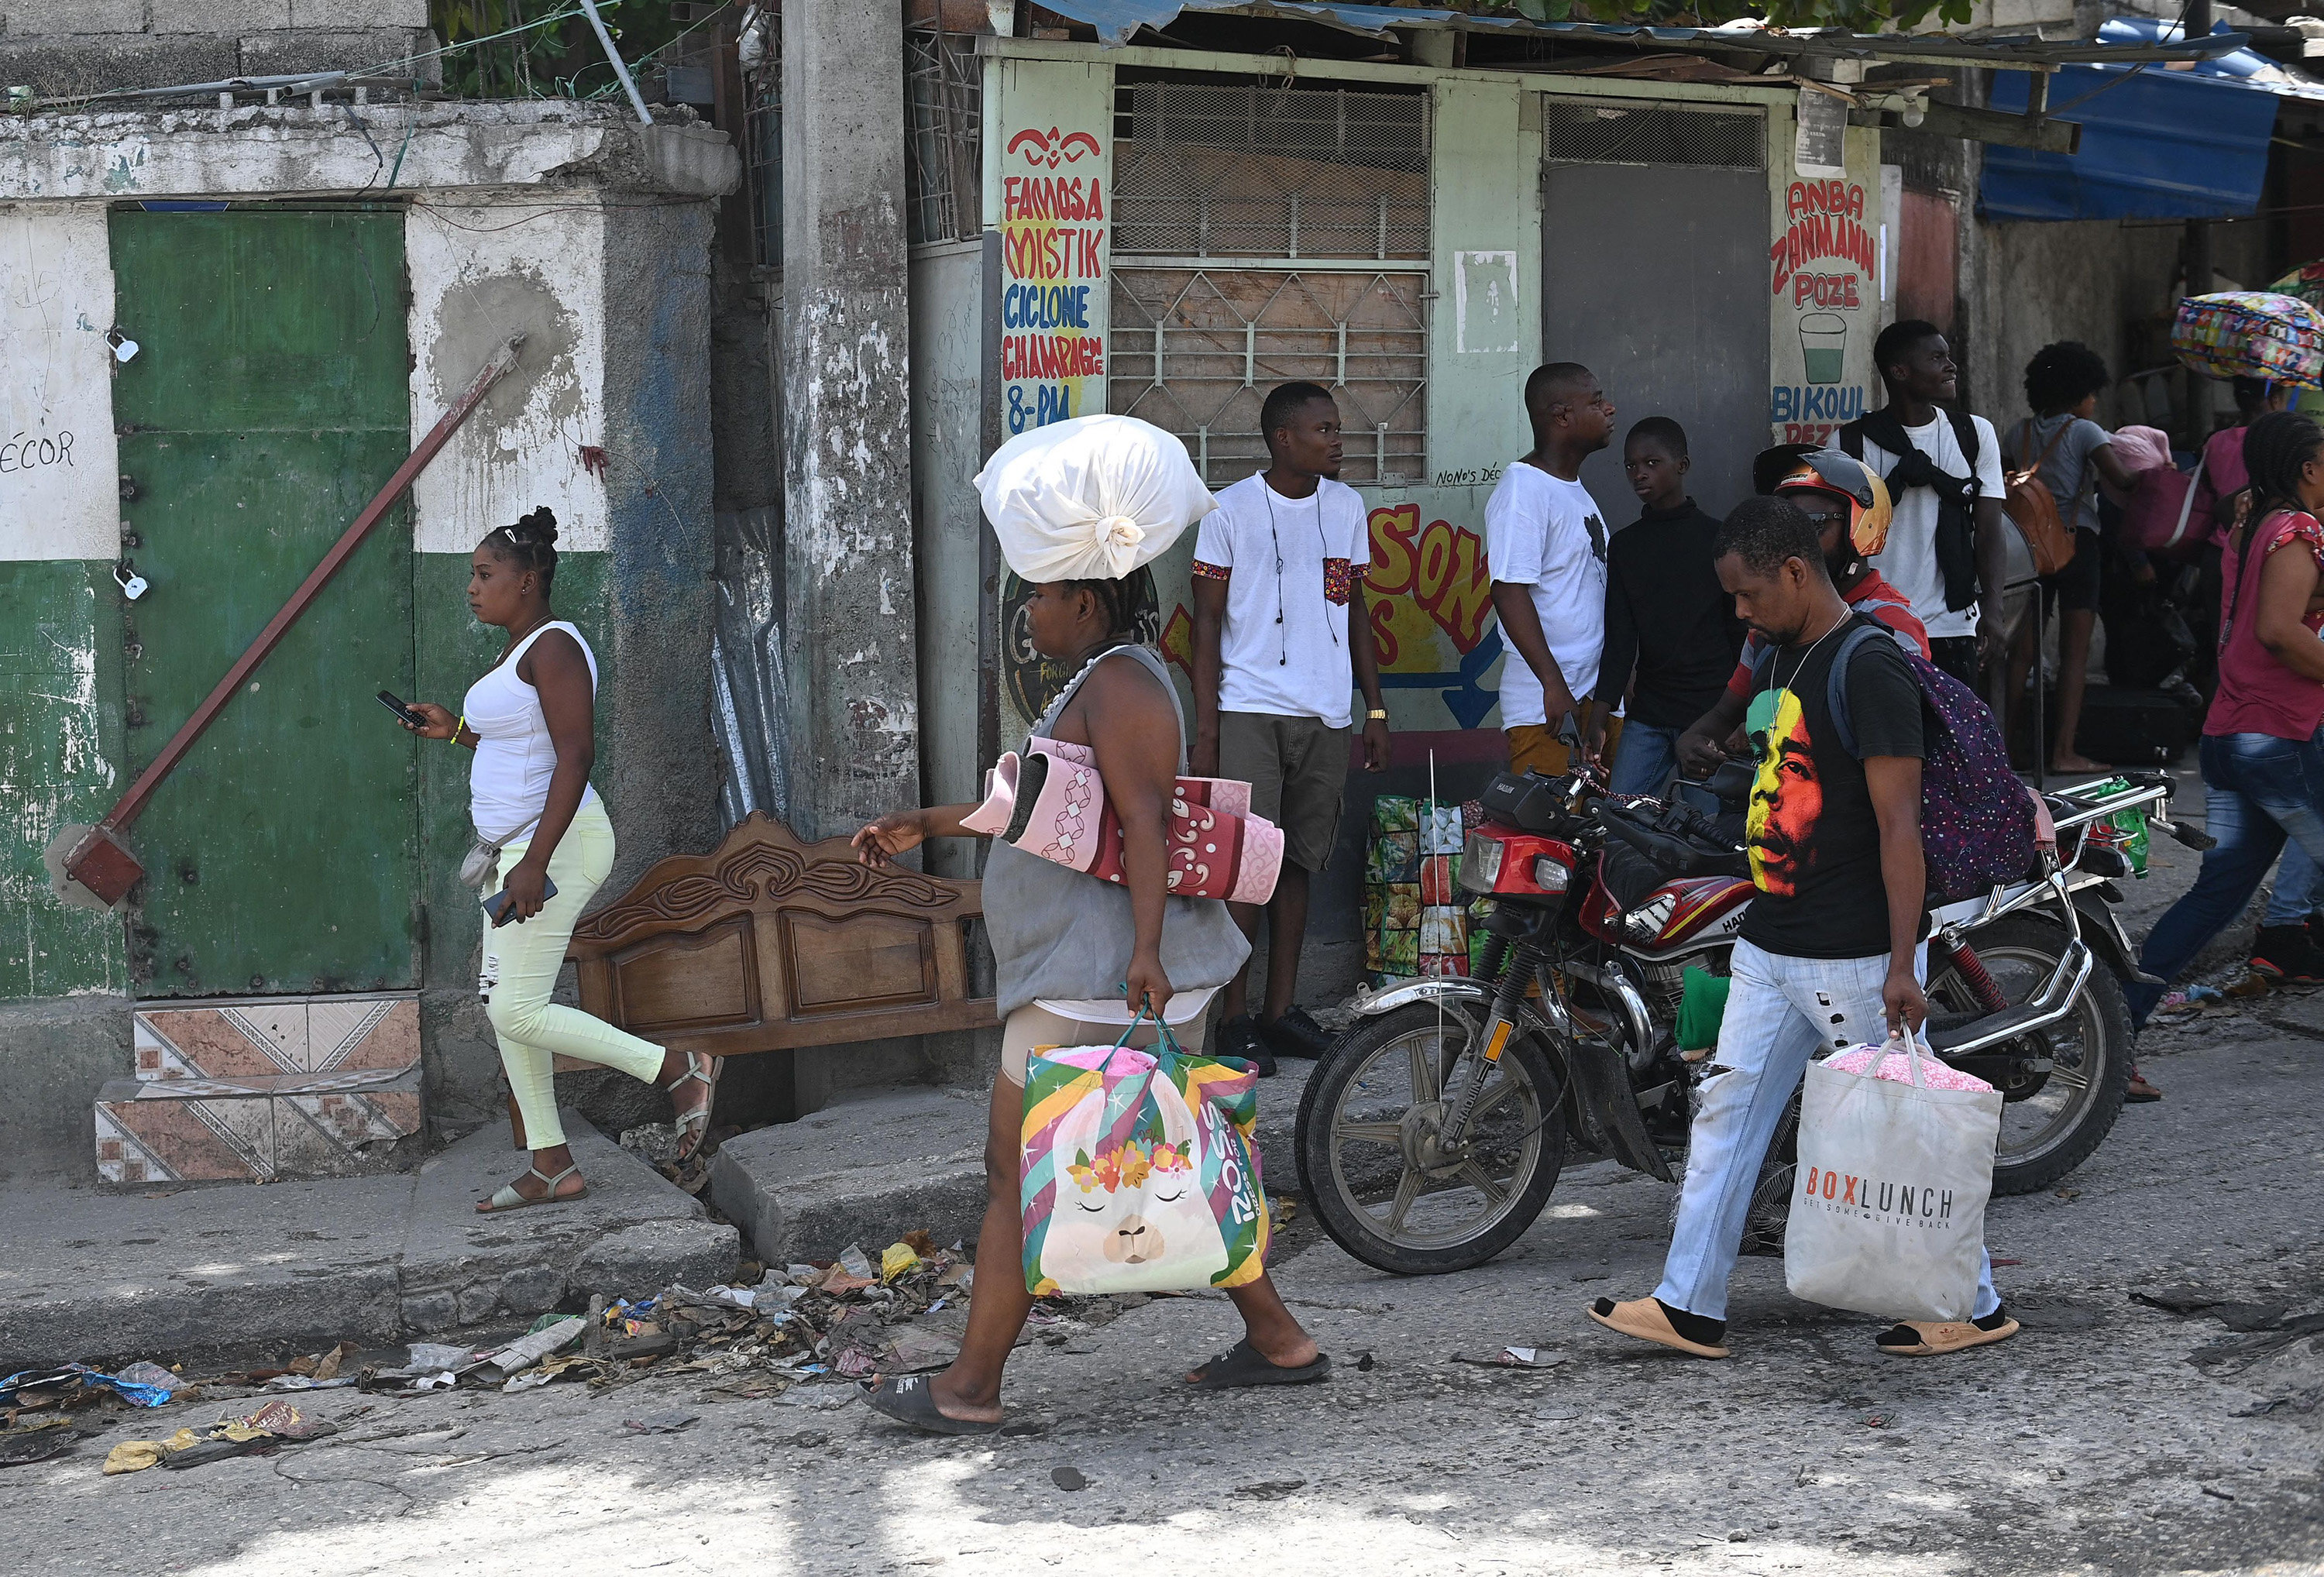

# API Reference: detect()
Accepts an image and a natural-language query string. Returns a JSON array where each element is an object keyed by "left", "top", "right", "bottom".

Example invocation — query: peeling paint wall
[{"left": 406, "top": 200, "right": 610, "bottom": 553}]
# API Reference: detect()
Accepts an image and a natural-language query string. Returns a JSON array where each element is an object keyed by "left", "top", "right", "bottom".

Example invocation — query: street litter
[
  {"left": 621, "top": 1410, "right": 699, "bottom": 1434},
  {"left": 488, "top": 1316, "right": 587, "bottom": 1376},
  {"left": 1452, "top": 1346, "right": 1571, "bottom": 1369},
  {"left": 112, "top": 1362, "right": 185, "bottom": 1397},
  {"left": 103, "top": 1401, "right": 335, "bottom": 1475},
  {"left": 0, "top": 1363, "right": 175, "bottom": 1410}
]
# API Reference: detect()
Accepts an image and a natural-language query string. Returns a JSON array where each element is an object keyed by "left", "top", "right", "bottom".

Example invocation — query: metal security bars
[
  {"left": 905, "top": 27, "right": 982, "bottom": 247},
  {"left": 1112, "top": 81, "right": 1430, "bottom": 259},
  {"left": 741, "top": 9, "right": 781, "bottom": 267},
  {"left": 1111, "top": 268, "right": 1428, "bottom": 487},
  {"left": 1107, "top": 79, "right": 1432, "bottom": 486},
  {"left": 1540, "top": 101, "right": 1765, "bottom": 170}
]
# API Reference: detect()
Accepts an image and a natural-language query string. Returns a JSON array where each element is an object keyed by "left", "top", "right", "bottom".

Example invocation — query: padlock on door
[{"left": 114, "top": 559, "right": 148, "bottom": 600}]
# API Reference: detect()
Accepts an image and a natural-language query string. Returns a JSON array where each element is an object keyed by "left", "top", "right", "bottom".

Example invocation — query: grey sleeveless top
[{"left": 985, "top": 644, "right": 1251, "bottom": 1018}]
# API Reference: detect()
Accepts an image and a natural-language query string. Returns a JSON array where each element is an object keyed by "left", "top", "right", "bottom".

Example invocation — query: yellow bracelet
[{"left": 453, "top": 714, "right": 466, "bottom": 742}]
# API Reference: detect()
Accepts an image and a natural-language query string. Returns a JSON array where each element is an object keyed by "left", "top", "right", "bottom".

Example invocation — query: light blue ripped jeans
[
  {"left": 1655, "top": 937, "right": 2003, "bottom": 1324},
  {"left": 2265, "top": 839, "right": 2322, "bottom": 927}
]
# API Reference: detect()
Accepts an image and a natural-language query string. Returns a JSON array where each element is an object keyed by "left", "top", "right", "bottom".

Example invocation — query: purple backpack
[{"left": 1757, "top": 620, "right": 2035, "bottom": 902}]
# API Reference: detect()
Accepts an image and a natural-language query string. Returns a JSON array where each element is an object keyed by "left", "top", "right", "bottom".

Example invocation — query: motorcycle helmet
[{"left": 1752, "top": 445, "right": 1893, "bottom": 559}]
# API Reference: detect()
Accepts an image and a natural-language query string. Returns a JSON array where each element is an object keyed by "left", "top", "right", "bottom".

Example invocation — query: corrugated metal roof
[{"left": 1037, "top": 0, "right": 2249, "bottom": 68}]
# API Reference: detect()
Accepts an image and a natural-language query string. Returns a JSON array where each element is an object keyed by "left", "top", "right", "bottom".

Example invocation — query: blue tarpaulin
[{"left": 1982, "top": 18, "right": 2323, "bottom": 222}]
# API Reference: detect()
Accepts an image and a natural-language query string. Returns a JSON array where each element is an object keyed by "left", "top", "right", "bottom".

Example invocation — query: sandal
[
  {"left": 662, "top": 1052, "right": 719, "bottom": 1160},
  {"left": 2126, "top": 1067, "right": 2163, "bottom": 1103},
  {"left": 1875, "top": 1317, "right": 2020, "bottom": 1357},
  {"left": 477, "top": 1162, "right": 585, "bottom": 1214},
  {"left": 1587, "top": 1296, "right": 1730, "bottom": 1359},
  {"left": 861, "top": 1374, "right": 1000, "bottom": 1435},
  {"left": 1184, "top": 1338, "right": 1332, "bottom": 1390}
]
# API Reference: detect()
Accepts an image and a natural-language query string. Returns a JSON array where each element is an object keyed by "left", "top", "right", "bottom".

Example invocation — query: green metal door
[{"left": 110, "top": 208, "right": 419, "bottom": 995}]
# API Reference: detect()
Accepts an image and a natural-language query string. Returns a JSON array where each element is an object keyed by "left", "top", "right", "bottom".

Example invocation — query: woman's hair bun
[{"left": 510, "top": 505, "right": 559, "bottom": 547}]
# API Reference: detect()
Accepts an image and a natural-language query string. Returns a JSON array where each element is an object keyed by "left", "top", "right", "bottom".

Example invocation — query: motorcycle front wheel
[
  {"left": 1927, "top": 913, "right": 2133, "bottom": 1197},
  {"left": 1294, "top": 1001, "right": 1567, "bottom": 1276}
]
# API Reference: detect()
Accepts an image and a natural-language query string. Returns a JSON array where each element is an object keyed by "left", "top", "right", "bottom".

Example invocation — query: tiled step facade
[{"left": 95, "top": 995, "right": 425, "bottom": 1184}]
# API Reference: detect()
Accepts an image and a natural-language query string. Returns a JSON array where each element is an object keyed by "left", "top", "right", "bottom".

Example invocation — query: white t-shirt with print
[
  {"left": 1862, "top": 411, "right": 2006, "bottom": 643},
  {"left": 1191, "top": 472, "right": 1372, "bottom": 729},
  {"left": 1483, "top": 460, "right": 1609, "bottom": 728}
]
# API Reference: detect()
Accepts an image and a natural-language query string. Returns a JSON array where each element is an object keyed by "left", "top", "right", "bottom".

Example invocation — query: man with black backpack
[
  {"left": 1588, "top": 497, "right": 2019, "bottom": 1362},
  {"left": 1842, "top": 321, "right": 2010, "bottom": 693}
]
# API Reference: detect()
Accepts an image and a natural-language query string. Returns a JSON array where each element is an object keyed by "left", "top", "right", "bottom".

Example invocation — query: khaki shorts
[
  {"left": 1218, "top": 710, "right": 1349, "bottom": 873},
  {"left": 999, "top": 1002, "right": 1212, "bottom": 1086},
  {"left": 1507, "top": 716, "right": 1623, "bottom": 778}
]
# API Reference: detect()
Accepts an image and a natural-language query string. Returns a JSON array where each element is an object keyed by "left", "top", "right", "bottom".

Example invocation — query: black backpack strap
[
  {"left": 1838, "top": 421, "right": 1865, "bottom": 462},
  {"left": 1947, "top": 408, "right": 1982, "bottom": 486},
  {"left": 1821, "top": 622, "right": 1886, "bottom": 762}
]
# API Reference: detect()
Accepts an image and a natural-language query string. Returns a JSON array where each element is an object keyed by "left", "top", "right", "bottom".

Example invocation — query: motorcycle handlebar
[{"left": 1595, "top": 802, "right": 1752, "bottom": 881}]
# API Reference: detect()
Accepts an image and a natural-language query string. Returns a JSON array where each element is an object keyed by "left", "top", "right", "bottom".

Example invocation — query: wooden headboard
[{"left": 563, "top": 813, "right": 997, "bottom": 1057}]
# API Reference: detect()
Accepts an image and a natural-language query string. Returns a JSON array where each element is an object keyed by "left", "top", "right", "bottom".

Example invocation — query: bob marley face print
[{"left": 1745, "top": 684, "right": 1823, "bottom": 897}]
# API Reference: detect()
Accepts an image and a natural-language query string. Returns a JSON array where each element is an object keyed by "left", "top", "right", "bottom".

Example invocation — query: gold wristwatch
[{"left": 1366, "top": 708, "right": 1389, "bottom": 721}]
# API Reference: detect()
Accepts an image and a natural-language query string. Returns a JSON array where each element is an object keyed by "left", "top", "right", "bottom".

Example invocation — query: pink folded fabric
[
  {"left": 2109, "top": 424, "right": 2172, "bottom": 476},
  {"left": 1825, "top": 1042, "right": 1994, "bottom": 1092}
]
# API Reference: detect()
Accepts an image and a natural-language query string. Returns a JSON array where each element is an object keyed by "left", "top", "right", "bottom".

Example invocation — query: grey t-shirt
[{"left": 2015, "top": 414, "right": 2111, "bottom": 534}]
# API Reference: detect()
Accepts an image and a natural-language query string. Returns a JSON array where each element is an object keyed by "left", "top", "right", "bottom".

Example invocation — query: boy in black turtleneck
[{"left": 1587, "top": 417, "right": 1744, "bottom": 795}]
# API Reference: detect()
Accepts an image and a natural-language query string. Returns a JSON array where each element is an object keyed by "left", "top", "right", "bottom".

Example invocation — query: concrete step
[
  {"left": 706, "top": 1060, "right": 1323, "bottom": 1266},
  {"left": 0, "top": 1112, "right": 737, "bottom": 1371}
]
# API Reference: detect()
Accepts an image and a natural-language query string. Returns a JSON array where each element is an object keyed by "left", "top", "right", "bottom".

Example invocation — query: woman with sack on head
[
  {"left": 398, "top": 507, "right": 716, "bottom": 1212},
  {"left": 851, "top": 417, "right": 1327, "bottom": 1435}
]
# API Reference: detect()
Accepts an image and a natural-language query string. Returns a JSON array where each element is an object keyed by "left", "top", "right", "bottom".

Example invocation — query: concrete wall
[{"left": 0, "top": 1, "right": 433, "bottom": 98}]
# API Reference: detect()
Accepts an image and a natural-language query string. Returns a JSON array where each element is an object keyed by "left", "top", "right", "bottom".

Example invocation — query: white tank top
[{"left": 464, "top": 620, "right": 600, "bottom": 841}]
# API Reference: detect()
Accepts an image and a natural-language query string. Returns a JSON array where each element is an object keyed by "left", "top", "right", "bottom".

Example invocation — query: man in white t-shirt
[
  {"left": 1485, "top": 362, "right": 1618, "bottom": 777},
  {"left": 1191, "top": 381, "right": 1391, "bottom": 1074},
  {"left": 1840, "top": 321, "right": 2009, "bottom": 693}
]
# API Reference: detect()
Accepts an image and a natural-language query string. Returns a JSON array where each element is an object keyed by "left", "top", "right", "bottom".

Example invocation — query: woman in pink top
[
  {"left": 2130, "top": 411, "right": 2324, "bottom": 1029},
  {"left": 2195, "top": 376, "right": 2293, "bottom": 546}
]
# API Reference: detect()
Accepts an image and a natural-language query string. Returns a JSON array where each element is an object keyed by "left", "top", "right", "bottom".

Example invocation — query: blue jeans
[
  {"left": 1655, "top": 939, "right": 2002, "bottom": 1324},
  {"left": 1611, "top": 720, "right": 1683, "bottom": 797},
  {"left": 2264, "top": 839, "right": 2322, "bottom": 927},
  {"left": 2131, "top": 730, "right": 2324, "bottom": 1026}
]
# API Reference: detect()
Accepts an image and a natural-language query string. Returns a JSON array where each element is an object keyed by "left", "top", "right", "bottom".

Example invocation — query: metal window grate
[
  {"left": 1541, "top": 102, "right": 1764, "bottom": 170},
  {"left": 1112, "top": 81, "right": 1430, "bottom": 259},
  {"left": 742, "top": 11, "right": 782, "bottom": 268},
  {"left": 905, "top": 29, "right": 983, "bottom": 247},
  {"left": 1109, "top": 268, "right": 1428, "bottom": 487}
]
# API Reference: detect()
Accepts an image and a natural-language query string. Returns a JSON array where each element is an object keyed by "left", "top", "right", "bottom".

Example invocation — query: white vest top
[{"left": 464, "top": 620, "right": 600, "bottom": 841}]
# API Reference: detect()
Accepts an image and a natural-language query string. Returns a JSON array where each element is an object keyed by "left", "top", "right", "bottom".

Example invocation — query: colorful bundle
[
  {"left": 2171, "top": 291, "right": 2324, "bottom": 390},
  {"left": 1018, "top": 1037, "right": 1268, "bottom": 1296},
  {"left": 1363, "top": 795, "right": 1491, "bottom": 982}
]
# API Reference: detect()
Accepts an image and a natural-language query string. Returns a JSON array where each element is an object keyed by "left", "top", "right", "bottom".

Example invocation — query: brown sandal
[
  {"left": 1587, "top": 1297, "right": 1729, "bottom": 1359},
  {"left": 1875, "top": 1317, "right": 2019, "bottom": 1356}
]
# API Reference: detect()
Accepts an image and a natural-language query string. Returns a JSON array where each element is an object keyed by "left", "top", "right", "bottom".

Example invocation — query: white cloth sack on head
[
  {"left": 1783, "top": 1026, "right": 2001, "bottom": 1322},
  {"left": 976, "top": 414, "right": 1215, "bottom": 582}
]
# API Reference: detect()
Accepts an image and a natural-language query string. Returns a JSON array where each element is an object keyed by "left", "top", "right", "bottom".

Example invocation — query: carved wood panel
[{"left": 566, "top": 813, "right": 995, "bottom": 1058}]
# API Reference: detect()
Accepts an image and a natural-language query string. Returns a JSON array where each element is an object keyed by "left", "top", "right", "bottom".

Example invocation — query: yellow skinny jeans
[{"left": 484, "top": 799, "right": 665, "bottom": 1149}]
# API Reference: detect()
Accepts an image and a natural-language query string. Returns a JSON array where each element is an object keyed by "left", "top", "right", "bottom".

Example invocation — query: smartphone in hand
[
  {"left": 485, "top": 876, "right": 558, "bottom": 928},
  {"left": 377, "top": 690, "right": 424, "bottom": 729}
]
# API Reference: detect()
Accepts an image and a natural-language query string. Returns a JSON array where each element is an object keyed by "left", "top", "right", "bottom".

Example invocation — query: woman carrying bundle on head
[
  {"left": 2130, "top": 411, "right": 2324, "bottom": 1028},
  {"left": 398, "top": 507, "right": 716, "bottom": 1212},
  {"left": 850, "top": 415, "right": 1326, "bottom": 1435}
]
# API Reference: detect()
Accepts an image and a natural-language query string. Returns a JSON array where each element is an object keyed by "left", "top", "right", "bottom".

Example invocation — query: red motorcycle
[{"left": 1294, "top": 757, "right": 2186, "bottom": 1276}]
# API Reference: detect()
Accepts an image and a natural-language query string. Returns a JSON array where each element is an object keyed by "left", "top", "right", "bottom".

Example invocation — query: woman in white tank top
[{"left": 401, "top": 507, "right": 715, "bottom": 1211}]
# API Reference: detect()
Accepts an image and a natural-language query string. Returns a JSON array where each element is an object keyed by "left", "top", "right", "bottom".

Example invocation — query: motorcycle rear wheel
[
  {"left": 1294, "top": 1002, "right": 1567, "bottom": 1276},
  {"left": 1927, "top": 913, "right": 2133, "bottom": 1197}
]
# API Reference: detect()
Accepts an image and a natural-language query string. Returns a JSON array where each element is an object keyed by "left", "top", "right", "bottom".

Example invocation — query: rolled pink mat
[
  {"left": 1226, "top": 818, "right": 1284, "bottom": 905},
  {"left": 2109, "top": 424, "right": 2172, "bottom": 476},
  {"left": 959, "top": 752, "right": 1022, "bottom": 837}
]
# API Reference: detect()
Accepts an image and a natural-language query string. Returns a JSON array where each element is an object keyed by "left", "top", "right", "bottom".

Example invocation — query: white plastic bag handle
[{"left": 1893, "top": 1020, "right": 1930, "bottom": 1089}]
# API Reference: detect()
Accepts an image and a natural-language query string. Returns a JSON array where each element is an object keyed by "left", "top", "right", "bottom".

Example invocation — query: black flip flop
[
  {"left": 860, "top": 1374, "right": 1001, "bottom": 1435},
  {"left": 1184, "top": 1338, "right": 1332, "bottom": 1390}
]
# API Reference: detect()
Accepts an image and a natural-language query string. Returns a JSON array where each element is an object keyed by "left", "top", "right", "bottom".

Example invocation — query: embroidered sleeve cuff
[{"left": 1190, "top": 560, "right": 1232, "bottom": 581}]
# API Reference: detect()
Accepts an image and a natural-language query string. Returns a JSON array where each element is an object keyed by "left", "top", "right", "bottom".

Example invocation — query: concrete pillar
[{"left": 780, "top": 0, "right": 919, "bottom": 841}]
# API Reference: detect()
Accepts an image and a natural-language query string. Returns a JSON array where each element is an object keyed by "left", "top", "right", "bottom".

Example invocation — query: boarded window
[
  {"left": 1541, "top": 101, "right": 1765, "bottom": 170},
  {"left": 905, "top": 29, "right": 983, "bottom": 246},
  {"left": 1109, "top": 79, "right": 1431, "bottom": 486}
]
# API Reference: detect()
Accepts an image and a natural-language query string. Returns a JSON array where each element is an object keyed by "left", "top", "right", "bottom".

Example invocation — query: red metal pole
[{"left": 65, "top": 335, "right": 523, "bottom": 902}]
